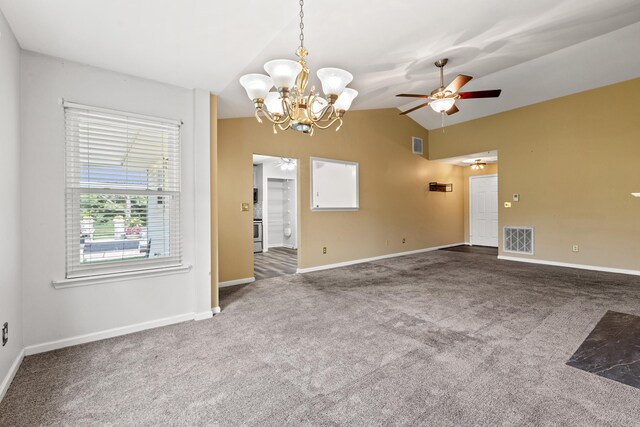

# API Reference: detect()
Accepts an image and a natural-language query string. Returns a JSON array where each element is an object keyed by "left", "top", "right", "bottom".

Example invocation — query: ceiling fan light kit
[
  {"left": 397, "top": 58, "right": 502, "bottom": 125},
  {"left": 470, "top": 159, "right": 487, "bottom": 170},
  {"left": 239, "top": 0, "right": 357, "bottom": 136}
]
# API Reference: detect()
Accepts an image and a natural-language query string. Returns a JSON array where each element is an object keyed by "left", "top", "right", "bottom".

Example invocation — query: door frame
[
  {"left": 252, "top": 153, "right": 301, "bottom": 262},
  {"left": 469, "top": 174, "right": 498, "bottom": 247}
]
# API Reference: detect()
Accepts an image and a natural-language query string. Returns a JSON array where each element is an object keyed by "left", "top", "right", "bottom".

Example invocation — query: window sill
[{"left": 51, "top": 264, "right": 192, "bottom": 289}]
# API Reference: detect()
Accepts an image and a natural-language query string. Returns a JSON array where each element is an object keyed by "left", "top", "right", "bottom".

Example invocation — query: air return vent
[
  {"left": 412, "top": 137, "right": 423, "bottom": 155},
  {"left": 503, "top": 227, "right": 534, "bottom": 255}
]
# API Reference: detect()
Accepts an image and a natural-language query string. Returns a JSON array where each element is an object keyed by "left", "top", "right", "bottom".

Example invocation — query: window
[{"left": 64, "top": 101, "right": 182, "bottom": 279}]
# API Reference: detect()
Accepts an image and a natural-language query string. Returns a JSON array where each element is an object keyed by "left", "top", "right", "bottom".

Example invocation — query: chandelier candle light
[{"left": 239, "top": 0, "right": 358, "bottom": 135}]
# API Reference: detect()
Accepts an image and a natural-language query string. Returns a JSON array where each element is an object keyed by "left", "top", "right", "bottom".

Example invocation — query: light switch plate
[
  {"left": 513, "top": 193, "right": 520, "bottom": 202},
  {"left": 241, "top": 203, "right": 250, "bottom": 211},
  {"left": 504, "top": 202, "right": 512, "bottom": 208}
]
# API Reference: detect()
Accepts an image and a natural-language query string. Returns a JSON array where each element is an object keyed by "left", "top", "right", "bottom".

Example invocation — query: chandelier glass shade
[{"left": 239, "top": 0, "right": 357, "bottom": 135}]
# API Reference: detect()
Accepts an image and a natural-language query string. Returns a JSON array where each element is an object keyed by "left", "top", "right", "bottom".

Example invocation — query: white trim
[
  {"left": 296, "top": 243, "right": 464, "bottom": 274},
  {"left": 212, "top": 306, "right": 221, "bottom": 314},
  {"left": 498, "top": 255, "right": 640, "bottom": 276},
  {"left": 24, "top": 312, "right": 197, "bottom": 356},
  {"left": 218, "top": 277, "right": 255, "bottom": 288},
  {"left": 0, "top": 349, "right": 24, "bottom": 402},
  {"left": 52, "top": 265, "right": 192, "bottom": 289},
  {"left": 193, "top": 310, "right": 214, "bottom": 321}
]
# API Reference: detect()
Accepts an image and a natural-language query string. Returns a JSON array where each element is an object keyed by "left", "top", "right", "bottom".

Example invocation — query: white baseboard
[
  {"left": 497, "top": 255, "right": 640, "bottom": 276},
  {"left": 193, "top": 310, "right": 214, "bottom": 321},
  {"left": 296, "top": 242, "right": 464, "bottom": 274},
  {"left": 212, "top": 306, "right": 221, "bottom": 314},
  {"left": 0, "top": 348, "right": 24, "bottom": 402},
  {"left": 24, "top": 312, "right": 201, "bottom": 356},
  {"left": 218, "top": 277, "right": 255, "bottom": 288}
]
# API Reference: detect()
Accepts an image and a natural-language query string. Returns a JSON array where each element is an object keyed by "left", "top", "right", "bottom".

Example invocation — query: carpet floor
[{"left": 2, "top": 250, "right": 640, "bottom": 426}]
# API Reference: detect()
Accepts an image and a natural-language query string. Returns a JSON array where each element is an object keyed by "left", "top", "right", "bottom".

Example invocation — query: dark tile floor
[
  {"left": 254, "top": 247, "right": 297, "bottom": 280},
  {"left": 567, "top": 310, "right": 640, "bottom": 389}
]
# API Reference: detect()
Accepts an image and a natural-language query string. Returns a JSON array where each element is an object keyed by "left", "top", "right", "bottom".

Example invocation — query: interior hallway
[{"left": 254, "top": 247, "right": 297, "bottom": 281}]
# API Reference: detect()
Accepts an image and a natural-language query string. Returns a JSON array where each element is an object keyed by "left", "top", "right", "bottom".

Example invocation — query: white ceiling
[
  {"left": 1, "top": 0, "right": 639, "bottom": 130},
  {"left": 433, "top": 151, "right": 499, "bottom": 167}
]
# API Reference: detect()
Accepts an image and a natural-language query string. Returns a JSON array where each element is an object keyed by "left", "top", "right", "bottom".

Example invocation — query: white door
[{"left": 470, "top": 175, "right": 498, "bottom": 247}]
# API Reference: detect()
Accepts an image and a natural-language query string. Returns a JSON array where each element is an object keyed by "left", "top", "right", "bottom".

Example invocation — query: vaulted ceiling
[{"left": 1, "top": 0, "right": 639, "bottom": 129}]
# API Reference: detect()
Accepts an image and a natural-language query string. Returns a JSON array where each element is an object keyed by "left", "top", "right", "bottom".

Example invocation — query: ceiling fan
[{"left": 397, "top": 58, "right": 501, "bottom": 116}]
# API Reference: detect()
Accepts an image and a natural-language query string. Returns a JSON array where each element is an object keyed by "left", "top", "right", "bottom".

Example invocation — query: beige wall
[
  {"left": 429, "top": 78, "right": 640, "bottom": 271},
  {"left": 463, "top": 163, "right": 499, "bottom": 243},
  {"left": 217, "top": 107, "right": 464, "bottom": 283}
]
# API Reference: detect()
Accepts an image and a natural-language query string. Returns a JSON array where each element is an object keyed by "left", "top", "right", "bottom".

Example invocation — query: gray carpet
[{"left": 2, "top": 250, "right": 640, "bottom": 426}]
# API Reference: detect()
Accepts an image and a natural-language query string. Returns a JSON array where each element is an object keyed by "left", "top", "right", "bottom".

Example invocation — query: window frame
[{"left": 62, "top": 100, "right": 183, "bottom": 280}]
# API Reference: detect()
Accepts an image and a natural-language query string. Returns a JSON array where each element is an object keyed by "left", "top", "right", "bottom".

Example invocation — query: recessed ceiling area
[
  {"left": 433, "top": 150, "right": 498, "bottom": 167},
  {"left": 1, "top": 0, "right": 639, "bottom": 130}
]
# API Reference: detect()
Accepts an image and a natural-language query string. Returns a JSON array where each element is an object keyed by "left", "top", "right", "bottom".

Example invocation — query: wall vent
[
  {"left": 412, "top": 137, "right": 423, "bottom": 155},
  {"left": 503, "top": 226, "right": 534, "bottom": 255}
]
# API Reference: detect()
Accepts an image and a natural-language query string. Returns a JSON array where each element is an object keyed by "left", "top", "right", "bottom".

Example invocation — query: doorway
[
  {"left": 469, "top": 174, "right": 498, "bottom": 247},
  {"left": 252, "top": 154, "right": 299, "bottom": 280}
]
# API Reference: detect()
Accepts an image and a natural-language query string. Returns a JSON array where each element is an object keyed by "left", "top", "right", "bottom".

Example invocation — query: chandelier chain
[{"left": 298, "top": 0, "right": 305, "bottom": 50}]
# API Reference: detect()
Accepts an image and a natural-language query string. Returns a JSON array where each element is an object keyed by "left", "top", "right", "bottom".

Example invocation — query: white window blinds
[{"left": 64, "top": 101, "right": 182, "bottom": 279}]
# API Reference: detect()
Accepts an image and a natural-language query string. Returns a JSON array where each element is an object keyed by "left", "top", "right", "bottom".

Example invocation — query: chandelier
[{"left": 239, "top": 0, "right": 358, "bottom": 136}]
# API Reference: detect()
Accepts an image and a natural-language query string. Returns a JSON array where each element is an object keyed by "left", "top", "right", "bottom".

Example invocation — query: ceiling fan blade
[
  {"left": 396, "top": 94, "right": 431, "bottom": 98},
  {"left": 458, "top": 89, "right": 502, "bottom": 99},
  {"left": 446, "top": 104, "right": 459, "bottom": 115},
  {"left": 445, "top": 75, "right": 472, "bottom": 94},
  {"left": 400, "top": 101, "right": 430, "bottom": 115}
]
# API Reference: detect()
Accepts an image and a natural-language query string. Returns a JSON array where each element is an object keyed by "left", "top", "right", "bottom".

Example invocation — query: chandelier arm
[
  {"left": 314, "top": 103, "right": 335, "bottom": 123},
  {"left": 312, "top": 116, "right": 341, "bottom": 130},
  {"left": 256, "top": 108, "right": 290, "bottom": 125},
  {"left": 306, "top": 93, "right": 318, "bottom": 120},
  {"left": 307, "top": 94, "right": 329, "bottom": 122},
  {"left": 305, "top": 98, "right": 331, "bottom": 123},
  {"left": 282, "top": 98, "right": 296, "bottom": 121},
  {"left": 278, "top": 122, "right": 290, "bottom": 131}
]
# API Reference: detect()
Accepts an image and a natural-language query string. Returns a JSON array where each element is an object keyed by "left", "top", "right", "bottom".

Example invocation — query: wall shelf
[{"left": 429, "top": 182, "right": 453, "bottom": 192}]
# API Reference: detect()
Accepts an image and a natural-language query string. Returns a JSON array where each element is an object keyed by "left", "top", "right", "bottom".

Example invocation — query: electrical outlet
[
  {"left": 2, "top": 322, "right": 7, "bottom": 346},
  {"left": 322, "top": 247, "right": 327, "bottom": 254},
  {"left": 504, "top": 202, "right": 512, "bottom": 208},
  {"left": 402, "top": 238, "right": 406, "bottom": 244},
  {"left": 572, "top": 245, "right": 579, "bottom": 252}
]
